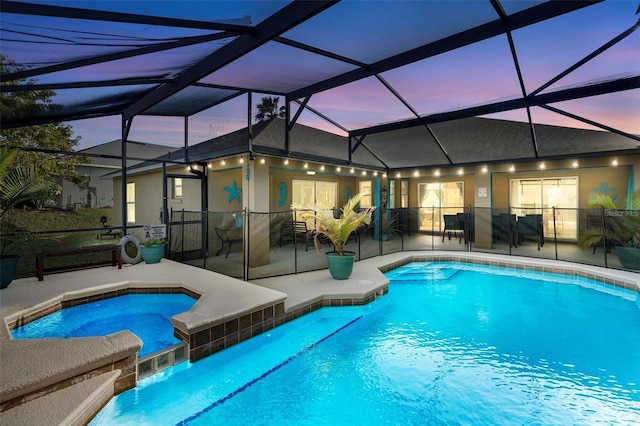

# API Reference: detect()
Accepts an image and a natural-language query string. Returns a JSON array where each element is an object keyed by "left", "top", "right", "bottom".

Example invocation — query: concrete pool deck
[{"left": 1, "top": 252, "right": 638, "bottom": 425}]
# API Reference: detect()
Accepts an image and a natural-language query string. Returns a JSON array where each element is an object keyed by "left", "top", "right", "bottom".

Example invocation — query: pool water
[
  {"left": 11, "top": 293, "right": 196, "bottom": 357},
  {"left": 92, "top": 262, "right": 640, "bottom": 425}
]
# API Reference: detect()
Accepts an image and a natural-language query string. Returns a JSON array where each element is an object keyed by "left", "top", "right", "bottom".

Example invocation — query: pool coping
[
  {"left": 0, "top": 253, "right": 637, "bottom": 422},
  {"left": 0, "top": 258, "right": 386, "bottom": 416}
]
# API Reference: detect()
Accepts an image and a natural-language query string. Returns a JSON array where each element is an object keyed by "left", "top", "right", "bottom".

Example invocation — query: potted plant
[
  {"left": 140, "top": 238, "right": 168, "bottom": 264},
  {"left": 303, "top": 192, "right": 374, "bottom": 280},
  {"left": 578, "top": 190, "right": 640, "bottom": 270},
  {"left": 0, "top": 147, "right": 50, "bottom": 288}
]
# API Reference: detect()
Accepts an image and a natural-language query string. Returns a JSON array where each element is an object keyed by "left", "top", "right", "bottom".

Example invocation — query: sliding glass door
[
  {"left": 510, "top": 177, "right": 578, "bottom": 240},
  {"left": 292, "top": 179, "right": 337, "bottom": 224},
  {"left": 417, "top": 182, "right": 464, "bottom": 232}
]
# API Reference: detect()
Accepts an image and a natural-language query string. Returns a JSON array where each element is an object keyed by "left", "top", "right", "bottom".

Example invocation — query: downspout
[{"left": 121, "top": 116, "right": 132, "bottom": 235}]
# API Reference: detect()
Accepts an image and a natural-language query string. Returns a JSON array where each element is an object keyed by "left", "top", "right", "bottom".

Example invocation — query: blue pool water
[
  {"left": 92, "top": 262, "right": 640, "bottom": 425},
  {"left": 11, "top": 293, "right": 196, "bottom": 357}
]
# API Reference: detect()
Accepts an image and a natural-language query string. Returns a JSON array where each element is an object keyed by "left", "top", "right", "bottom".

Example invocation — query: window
[
  {"left": 173, "top": 178, "right": 183, "bottom": 199},
  {"left": 292, "top": 179, "right": 337, "bottom": 223},
  {"left": 417, "top": 181, "right": 464, "bottom": 232},
  {"left": 400, "top": 180, "right": 408, "bottom": 208},
  {"left": 126, "top": 182, "right": 136, "bottom": 224},
  {"left": 510, "top": 177, "right": 578, "bottom": 239},
  {"left": 358, "top": 180, "right": 372, "bottom": 207},
  {"left": 389, "top": 180, "right": 395, "bottom": 209}
]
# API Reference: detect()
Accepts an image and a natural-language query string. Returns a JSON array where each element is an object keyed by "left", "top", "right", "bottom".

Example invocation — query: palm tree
[
  {"left": 254, "top": 96, "right": 285, "bottom": 122},
  {"left": 0, "top": 146, "right": 50, "bottom": 257}
]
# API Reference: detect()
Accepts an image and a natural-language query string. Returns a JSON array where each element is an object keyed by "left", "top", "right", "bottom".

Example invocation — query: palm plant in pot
[
  {"left": 303, "top": 192, "right": 374, "bottom": 280},
  {"left": 578, "top": 190, "right": 640, "bottom": 270},
  {"left": 0, "top": 147, "right": 50, "bottom": 288},
  {"left": 140, "top": 238, "right": 168, "bottom": 264}
]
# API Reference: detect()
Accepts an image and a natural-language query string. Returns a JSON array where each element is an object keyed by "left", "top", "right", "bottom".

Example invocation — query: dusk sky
[{"left": 2, "top": 1, "right": 638, "bottom": 151}]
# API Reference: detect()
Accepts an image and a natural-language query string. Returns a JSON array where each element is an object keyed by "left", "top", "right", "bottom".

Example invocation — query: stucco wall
[
  {"left": 209, "top": 167, "right": 243, "bottom": 212},
  {"left": 492, "top": 163, "right": 633, "bottom": 209}
]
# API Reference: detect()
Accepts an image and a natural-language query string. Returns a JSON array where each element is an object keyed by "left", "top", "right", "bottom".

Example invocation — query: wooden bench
[{"left": 36, "top": 244, "right": 122, "bottom": 281}]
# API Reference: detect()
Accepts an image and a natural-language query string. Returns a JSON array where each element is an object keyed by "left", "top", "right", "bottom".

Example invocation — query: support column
[
  {"left": 244, "top": 157, "right": 270, "bottom": 267},
  {"left": 474, "top": 168, "right": 492, "bottom": 249}
]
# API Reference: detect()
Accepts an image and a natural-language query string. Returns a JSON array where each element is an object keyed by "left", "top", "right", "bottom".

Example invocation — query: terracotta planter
[{"left": 326, "top": 251, "right": 356, "bottom": 280}]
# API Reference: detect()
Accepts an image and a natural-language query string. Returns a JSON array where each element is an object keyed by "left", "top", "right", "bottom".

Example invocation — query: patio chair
[
  {"left": 493, "top": 214, "right": 518, "bottom": 247},
  {"left": 280, "top": 220, "right": 313, "bottom": 250},
  {"left": 442, "top": 214, "right": 464, "bottom": 243},
  {"left": 517, "top": 214, "right": 544, "bottom": 250}
]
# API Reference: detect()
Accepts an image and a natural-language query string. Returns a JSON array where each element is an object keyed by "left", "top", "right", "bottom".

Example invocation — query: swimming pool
[
  {"left": 91, "top": 262, "right": 640, "bottom": 425},
  {"left": 11, "top": 293, "right": 197, "bottom": 357}
]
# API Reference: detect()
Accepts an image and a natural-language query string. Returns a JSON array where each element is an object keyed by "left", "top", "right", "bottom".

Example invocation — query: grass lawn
[{"left": 6, "top": 207, "right": 120, "bottom": 278}]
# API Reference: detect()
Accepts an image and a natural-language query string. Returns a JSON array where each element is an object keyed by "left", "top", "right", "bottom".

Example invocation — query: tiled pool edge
[
  {"left": 178, "top": 286, "right": 388, "bottom": 363},
  {"left": 378, "top": 254, "right": 640, "bottom": 294},
  {"left": 5, "top": 286, "right": 201, "bottom": 330},
  {"left": 2, "top": 287, "right": 199, "bottom": 414}
]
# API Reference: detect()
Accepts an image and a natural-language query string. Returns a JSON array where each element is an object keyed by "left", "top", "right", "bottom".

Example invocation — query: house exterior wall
[
  {"left": 113, "top": 168, "right": 202, "bottom": 238},
  {"left": 59, "top": 165, "right": 117, "bottom": 209},
  {"left": 112, "top": 154, "right": 637, "bottom": 248},
  {"left": 269, "top": 160, "right": 363, "bottom": 213},
  {"left": 491, "top": 157, "right": 634, "bottom": 209},
  {"left": 209, "top": 167, "right": 243, "bottom": 212}
]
